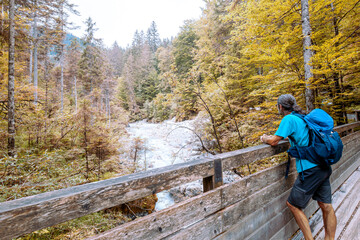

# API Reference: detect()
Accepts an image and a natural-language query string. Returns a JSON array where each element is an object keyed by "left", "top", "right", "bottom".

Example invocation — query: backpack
[{"left": 287, "top": 109, "right": 343, "bottom": 167}]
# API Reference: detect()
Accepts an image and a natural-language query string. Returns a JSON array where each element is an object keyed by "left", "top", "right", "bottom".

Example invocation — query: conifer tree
[{"left": 146, "top": 21, "right": 161, "bottom": 53}]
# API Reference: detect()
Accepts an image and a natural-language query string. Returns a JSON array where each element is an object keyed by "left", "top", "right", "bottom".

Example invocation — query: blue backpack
[{"left": 287, "top": 109, "right": 343, "bottom": 167}]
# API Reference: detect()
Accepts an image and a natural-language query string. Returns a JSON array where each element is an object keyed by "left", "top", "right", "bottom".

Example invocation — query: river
[
  {"left": 123, "top": 117, "right": 240, "bottom": 211},
  {"left": 124, "top": 117, "right": 209, "bottom": 211}
]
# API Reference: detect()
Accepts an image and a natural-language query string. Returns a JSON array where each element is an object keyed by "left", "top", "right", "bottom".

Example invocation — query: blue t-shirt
[{"left": 275, "top": 113, "right": 317, "bottom": 173}]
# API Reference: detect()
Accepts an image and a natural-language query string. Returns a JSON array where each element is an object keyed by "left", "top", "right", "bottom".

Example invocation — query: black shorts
[{"left": 288, "top": 166, "right": 332, "bottom": 209}]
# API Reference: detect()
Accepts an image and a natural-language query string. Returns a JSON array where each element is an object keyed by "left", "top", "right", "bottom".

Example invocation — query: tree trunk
[
  {"left": 107, "top": 89, "right": 111, "bottom": 127},
  {"left": 301, "top": 0, "right": 315, "bottom": 112},
  {"left": 29, "top": 14, "right": 35, "bottom": 84},
  {"left": 1, "top": 3, "right": 3, "bottom": 30},
  {"left": 44, "top": 48, "right": 49, "bottom": 142},
  {"left": 60, "top": 3, "right": 65, "bottom": 113},
  {"left": 33, "top": 8, "right": 38, "bottom": 105},
  {"left": 213, "top": 79, "right": 244, "bottom": 148},
  {"left": 331, "top": 2, "right": 346, "bottom": 125},
  {"left": 8, "top": 0, "right": 15, "bottom": 157},
  {"left": 60, "top": 52, "right": 64, "bottom": 113},
  {"left": 74, "top": 76, "right": 78, "bottom": 112}
]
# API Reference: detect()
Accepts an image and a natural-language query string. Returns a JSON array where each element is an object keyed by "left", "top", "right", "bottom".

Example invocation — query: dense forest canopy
[{"left": 0, "top": 0, "right": 359, "bottom": 238}]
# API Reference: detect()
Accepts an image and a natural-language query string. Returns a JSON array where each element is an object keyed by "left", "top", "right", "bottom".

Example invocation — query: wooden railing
[{"left": 0, "top": 120, "right": 359, "bottom": 240}]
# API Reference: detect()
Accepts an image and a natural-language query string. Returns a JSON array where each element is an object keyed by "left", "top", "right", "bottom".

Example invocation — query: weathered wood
[
  {"left": 340, "top": 129, "right": 360, "bottom": 146},
  {"left": 340, "top": 202, "right": 360, "bottom": 240},
  {"left": 0, "top": 141, "right": 291, "bottom": 239},
  {"left": 221, "top": 171, "right": 296, "bottom": 233},
  {"left": 271, "top": 197, "right": 319, "bottom": 240},
  {"left": 0, "top": 159, "right": 215, "bottom": 239},
  {"left": 334, "top": 121, "right": 360, "bottom": 134},
  {"left": 332, "top": 141, "right": 360, "bottom": 177},
  {"left": 168, "top": 171, "right": 297, "bottom": 239},
  {"left": 203, "top": 159, "right": 223, "bottom": 192},
  {"left": 292, "top": 167, "right": 360, "bottom": 240},
  {"left": 89, "top": 158, "right": 296, "bottom": 240},
  {"left": 221, "top": 141, "right": 290, "bottom": 170},
  {"left": 273, "top": 152, "right": 360, "bottom": 240},
  {"left": 331, "top": 151, "right": 360, "bottom": 193},
  {"left": 214, "top": 159, "right": 223, "bottom": 188},
  {"left": 246, "top": 204, "right": 294, "bottom": 240},
  {"left": 355, "top": 110, "right": 360, "bottom": 122},
  {"left": 164, "top": 213, "right": 223, "bottom": 240},
  {"left": 214, "top": 191, "right": 290, "bottom": 240},
  {"left": 203, "top": 176, "right": 214, "bottom": 192},
  {"left": 221, "top": 159, "right": 296, "bottom": 207},
  {"left": 319, "top": 169, "right": 360, "bottom": 240},
  {"left": 88, "top": 188, "right": 222, "bottom": 240}
]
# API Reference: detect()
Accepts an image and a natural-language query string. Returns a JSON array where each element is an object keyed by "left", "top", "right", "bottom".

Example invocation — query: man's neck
[{"left": 283, "top": 110, "right": 292, "bottom": 116}]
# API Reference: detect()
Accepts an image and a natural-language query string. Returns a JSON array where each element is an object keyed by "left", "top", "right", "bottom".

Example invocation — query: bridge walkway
[{"left": 291, "top": 166, "right": 360, "bottom": 240}]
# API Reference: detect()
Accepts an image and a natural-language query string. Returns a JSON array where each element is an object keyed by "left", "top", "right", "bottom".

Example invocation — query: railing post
[
  {"left": 355, "top": 110, "right": 360, "bottom": 122},
  {"left": 203, "top": 159, "right": 223, "bottom": 192}
]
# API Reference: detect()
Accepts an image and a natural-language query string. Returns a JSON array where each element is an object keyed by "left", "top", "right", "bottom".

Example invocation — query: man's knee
[
  {"left": 318, "top": 201, "right": 333, "bottom": 212},
  {"left": 287, "top": 201, "right": 300, "bottom": 210}
]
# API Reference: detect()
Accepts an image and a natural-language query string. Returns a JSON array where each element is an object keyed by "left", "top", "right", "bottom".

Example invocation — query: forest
[{"left": 1, "top": 0, "right": 359, "bottom": 238}]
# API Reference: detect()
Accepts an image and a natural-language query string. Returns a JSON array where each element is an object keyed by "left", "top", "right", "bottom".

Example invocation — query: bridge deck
[{"left": 292, "top": 166, "right": 360, "bottom": 240}]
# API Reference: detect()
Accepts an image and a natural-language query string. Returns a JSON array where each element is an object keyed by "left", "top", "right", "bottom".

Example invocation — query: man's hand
[{"left": 260, "top": 134, "right": 283, "bottom": 146}]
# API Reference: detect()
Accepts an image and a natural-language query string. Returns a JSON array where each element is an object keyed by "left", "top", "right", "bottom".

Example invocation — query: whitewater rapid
[{"left": 124, "top": 118, "right": 207, "bottom": 211}]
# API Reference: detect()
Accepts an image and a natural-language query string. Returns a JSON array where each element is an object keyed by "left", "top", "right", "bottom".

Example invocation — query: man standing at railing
[{"left": 260, "top": 94, "right": 337, "bottom": 240}]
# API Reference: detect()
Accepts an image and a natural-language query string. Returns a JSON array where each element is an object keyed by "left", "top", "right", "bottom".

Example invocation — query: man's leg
[
  {"left": 286, "top": 201, "right": 314, "bottom": 240},
  {"left": 318, "top": 201, "right": 336, "bottom": 240}
]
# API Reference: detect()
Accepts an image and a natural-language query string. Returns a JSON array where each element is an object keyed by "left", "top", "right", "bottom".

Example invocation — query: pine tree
[{"left": 146, "top": 21, "right": 161, "bottom": 53}]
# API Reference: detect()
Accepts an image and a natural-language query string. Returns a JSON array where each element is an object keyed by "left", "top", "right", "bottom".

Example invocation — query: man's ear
[{"left": 278, "top": 104, "right": 284, "bottom": 111}]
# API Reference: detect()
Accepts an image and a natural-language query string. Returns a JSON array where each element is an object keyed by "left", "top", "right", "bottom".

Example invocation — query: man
[{"left": 260, "top": 94, "right": 337, "bottom": 240}]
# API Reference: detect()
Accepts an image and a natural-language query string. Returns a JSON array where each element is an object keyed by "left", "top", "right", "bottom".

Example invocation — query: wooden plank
[
  {"left": 0, "top": 139, "right": 291, "bottom": 239},
  {"left": 273, "top": 152, "right": 360, "bottom": 240},
  {"left": 271, "top": 198, "right": 319, "bottom": 240},
  {"left": 334, "top": 122, "right": 360, "bottom": 134},
  {"left": 220, "top": 171, "right": 297, "bottom": 235},
  {"left": 0, "top": 159, "right": 215, "bottom": 239},
  {"left": 340, "top": 202, "right": 360, "bottom": 240},
  {"left": 203, "top": 176, "right": 214, "bottom": 192},
  {"left": 315, "top": 168, "right": 360, "bottom": 240},
  {"left": 221, "top": 159, "right": 296, "bottom": 207},
  {"left": 88, "top": 188, "right": 222, "bottom": 240},
  {"left": 92, "top": 143, "right": 359, "bottom": 240},
  {"left": 246, "top": 205, "right": 294, "bottom": 240},
  {"left": 331, "top": 151, "right": 360, "bottom": 193},
  {"left": 331, "top": 145, "right": 360, "bottom": 181},
  {"left": 331, "top": 139, "right": 360, "bottom": 174},
  {"left": 340, "top": 130, "right": 360, "bottom": 146},
  {"left": 292, "top": 167, "right": 360, "bottom": 240},
  {"left": 220, "top": 141, "right": 290, "bottom": 170},
  {"left": 203, "top": 159, "right": 223, "bottom": 192},
  {"left": 164, "top": 213, "right": 223, "bottom": 240},
  {"left": 158, "top": 168, "right": 297, "bottom": 240},
  {"left": 90, "top": 159, "right": 296, "bottom": 240},
  {"left": 214, "top": 191, "right": 290, "bottom": 240}
]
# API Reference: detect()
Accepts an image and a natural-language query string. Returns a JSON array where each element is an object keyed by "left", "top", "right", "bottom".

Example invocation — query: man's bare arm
[{"left": 261, "top": 134, "right": 283, "bottom": 146}]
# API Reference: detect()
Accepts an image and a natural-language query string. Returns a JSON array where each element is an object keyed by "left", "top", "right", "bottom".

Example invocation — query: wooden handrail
[
  {"left": 0, "top": 142, "right": 289, "bottom": 239},
  {"left": 0, "top": 120, "right": 359, "bottom": 239}
]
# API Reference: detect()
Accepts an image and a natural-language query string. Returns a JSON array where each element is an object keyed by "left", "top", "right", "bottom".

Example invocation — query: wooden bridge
[{"left": 0, "top": 118, "right": 359, "bottom": 240}]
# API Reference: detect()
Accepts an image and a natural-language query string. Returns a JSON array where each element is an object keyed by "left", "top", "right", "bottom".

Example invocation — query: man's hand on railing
[{"left": 260, "top": 134, "right": 283, "bottom": 147}]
